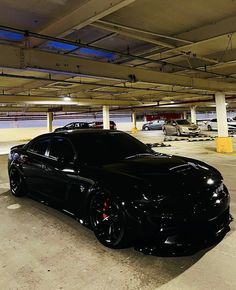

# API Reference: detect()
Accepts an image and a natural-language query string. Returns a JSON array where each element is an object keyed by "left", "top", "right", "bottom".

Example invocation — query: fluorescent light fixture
[
  {"left": 64, "top": 96, "right": 71, "bottom": 101},
  {"left": 170, "top": 101, "right": 175, "bottom": 104}
]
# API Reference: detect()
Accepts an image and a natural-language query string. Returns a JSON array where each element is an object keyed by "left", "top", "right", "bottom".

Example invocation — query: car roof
[{"left": 29, "top": 129, "right": 122, "bottom": 142}]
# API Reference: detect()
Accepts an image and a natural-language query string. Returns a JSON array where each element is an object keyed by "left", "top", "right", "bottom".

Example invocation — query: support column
[
  {"left": 131, "top": 110, "right": 138, "bottom": 133},
  {"left": 215, "top": 92, "right": 233, "bottom": 153},
  {"left": 47, "top": 112, "right": 53, "bottom": 132},
  {"left": 183, "top": 111, "right": 187, "bottom": 119},
  {"left": 190, "top": 106, "right": 197, "bottom": 124},
  {"left": 103, "top": 105, "right": 110, "bottom": 129}
]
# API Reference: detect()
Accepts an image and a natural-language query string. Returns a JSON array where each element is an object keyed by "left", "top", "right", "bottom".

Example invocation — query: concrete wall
[{"left": 0, "top": 122, "right": 145, "bottom": 142}]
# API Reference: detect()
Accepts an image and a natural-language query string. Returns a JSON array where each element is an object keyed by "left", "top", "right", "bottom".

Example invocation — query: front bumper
[
  {"left": 135, "top": 209, "right": 233, "bottom": 255},
  {"left": 180, "top": 130, "right": 200, "bottom": 136},
  {"left": 127, "top": 194, "right": 232, "bottom": 254}
]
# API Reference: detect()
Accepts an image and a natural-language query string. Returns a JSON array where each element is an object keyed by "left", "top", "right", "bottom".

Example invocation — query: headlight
[{"left": 181, "top": 127, "right": 189, "bottom": 132}]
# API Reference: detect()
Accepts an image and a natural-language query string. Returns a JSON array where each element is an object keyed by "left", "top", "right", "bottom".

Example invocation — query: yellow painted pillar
[{"left": 131, "top": 111, "right": 138, "bottom": 133}]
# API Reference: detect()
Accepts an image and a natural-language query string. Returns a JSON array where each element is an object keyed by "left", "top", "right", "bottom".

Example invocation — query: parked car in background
[
  {"left": 8, "top": 130, "right": 232, "bottom": 251},
  {"left": 142, "top": 120, "right": 165, "bottom": 130},
  {"left": 54, "top": 122, "right": 90, "bottom": 132},
  {"left": 89, "top": 121, "right": 117, "bottom": 130},
  {"left": 163, "top": 119, "right": 200, "bottom": 136},
  {"left": 207, "top": 118, "right": 236, "bottom": 131}
]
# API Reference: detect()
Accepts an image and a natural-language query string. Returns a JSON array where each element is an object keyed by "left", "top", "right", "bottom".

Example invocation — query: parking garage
[{"left": 0, "top": 1, "right": 236, "bottom": 289}]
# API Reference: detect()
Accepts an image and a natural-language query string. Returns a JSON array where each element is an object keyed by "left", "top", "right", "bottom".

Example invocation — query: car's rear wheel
[
  {"left": 9, "top": 168, "right": 26, "bottom": 197},
  {"left": 89, "top": 190, "right": 131, "bottom": 248},
  {"left": 207, "top": 125, "right": 212, "bottom": 131},
  {"left": 144, "top": 126, "right": 149, "bottom": 131}
]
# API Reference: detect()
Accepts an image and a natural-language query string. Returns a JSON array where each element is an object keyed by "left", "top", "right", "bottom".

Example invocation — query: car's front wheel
[
  {"left": 207, "top": 125, "right": 212, "bottom": 131},
  {"left": 89, "top": 190, "right": 131, "bottom": 248},
  {"left": 143, "top": 126, "right": 149, "bottom": 131},
  {"left": 176, "top": 129, "right": 181, "bottom": 136},
  {"left": 9, "top": 168, "right": 26, "bottom": 197}
]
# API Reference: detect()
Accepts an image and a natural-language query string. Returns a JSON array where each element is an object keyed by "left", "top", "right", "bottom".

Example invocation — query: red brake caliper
[{"left": 102, "top": 199, "right": 109, "bottom": 220}]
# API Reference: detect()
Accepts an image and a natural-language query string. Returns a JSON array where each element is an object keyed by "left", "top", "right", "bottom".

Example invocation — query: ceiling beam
[
  {"left": 31, "top": 0, "right": 136, "bottom": 47},
  {"left": 92, "top": 22, "right": 218, "bottom": 64},
  {"left": 1, "top": 45, "right": 236, "bottom": 92},
  {"left": 0, "top": 94, "right": 143, "bottom": 106}
]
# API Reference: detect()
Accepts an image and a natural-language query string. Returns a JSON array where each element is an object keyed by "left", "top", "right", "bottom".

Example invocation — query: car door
[
  {"left": 23, "top": 137, "right": 51, "bottom": 197},
  {"left": 163, "top": 121, "right": 172, "bottom": 134},
  {"left": 42, "top": 136, "right": 79, "bottom": 205}
]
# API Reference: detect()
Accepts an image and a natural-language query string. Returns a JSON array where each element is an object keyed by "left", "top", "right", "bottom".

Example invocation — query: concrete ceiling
[{"left": 0, "top": 0, "right": 236, "bottom": 113}]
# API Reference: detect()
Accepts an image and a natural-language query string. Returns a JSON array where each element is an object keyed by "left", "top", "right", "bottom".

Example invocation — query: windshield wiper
[{"left": 124, "top": 153, "right": 154, "bottom": 160}]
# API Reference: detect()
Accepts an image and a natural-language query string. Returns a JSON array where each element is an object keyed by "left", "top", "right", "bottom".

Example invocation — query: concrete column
[
  {"left": 190, "top": 106, "right": 197, "bottom": 124},
  {"left": 103, "top": 105, "right": 110, "bottom": 129},
  {"left": 215, "top": 92, "right": 233, "bottom": 153},
  {"left": 183, "top": 111, "right": 187, "bottom": 119},
  {"left": 215, "top": 92, "right": 228, "bottom": 137},
  {"left": 131, "top": 110, "right": 138, "bottom": 133},
  {"left": 47, "top": 112, "right": 53, "bottom": 132}
]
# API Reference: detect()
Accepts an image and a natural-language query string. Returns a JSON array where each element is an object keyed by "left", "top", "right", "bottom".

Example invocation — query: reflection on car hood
[{"left": 102, "top": 154, "right": 222, "bottom": 195}]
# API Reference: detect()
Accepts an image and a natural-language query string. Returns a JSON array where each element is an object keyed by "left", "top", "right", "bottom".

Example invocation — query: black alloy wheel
[
  {"left": 89, "top": 190, "right": 130, "bottom": 248},
  {"left": 9, "top": 168, "right": 26, "bottom": 197}
]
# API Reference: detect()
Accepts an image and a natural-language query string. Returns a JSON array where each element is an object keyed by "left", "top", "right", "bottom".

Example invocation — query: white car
[{"left": 207, "top": 118, "right": 236, "bottom": 131}]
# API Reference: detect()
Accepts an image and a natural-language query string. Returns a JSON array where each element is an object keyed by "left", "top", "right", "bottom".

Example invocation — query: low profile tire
[
  {"left": 207, "top": 125, "right": 212, "bottom": 131},
  {"left": 9, "top": 168, "right": 26, "bottom": 197},
  {"left": 89, "top": 190, "right": 131, "bottom": 248}
]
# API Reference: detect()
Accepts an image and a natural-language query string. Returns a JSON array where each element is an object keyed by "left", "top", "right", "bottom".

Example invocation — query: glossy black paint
[{"left": 8, "top": 130, "right": 232, "bottom": 253}]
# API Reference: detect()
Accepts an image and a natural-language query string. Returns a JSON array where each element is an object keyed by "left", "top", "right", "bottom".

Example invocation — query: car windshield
[
  {"left": 176, "top": 119, "right": 191, "bottom": 125},
  {"left": 72, "top": 131, "right": 153, "bottom": 164}
]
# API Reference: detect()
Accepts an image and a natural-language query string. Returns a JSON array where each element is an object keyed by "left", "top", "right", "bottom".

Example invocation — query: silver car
[
  {"left": 207, "top": 118, "right": 236, "bottom": 131},
  {"left": 142, "top": 120, "right": 165, "bottom": 130},
  {"left": 163, "top": 119, "right": 201, "bottom": 136}
]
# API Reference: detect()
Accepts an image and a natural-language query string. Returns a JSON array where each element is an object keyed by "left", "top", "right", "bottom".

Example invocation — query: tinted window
[
  {"left": 72, "top": 132, "right": 152, "bottom": 164},
  {"left": 65, "top": 123, "right": 75, "bottom": 129},
  {"left": 49, "top": 138, "right": 75, "bottom": 163},
  {"left": 28, "top": 138, "right": 50, "bottom": 156},
  {"left": 176, "top": 120, "right": 190, "bottom": 125}
]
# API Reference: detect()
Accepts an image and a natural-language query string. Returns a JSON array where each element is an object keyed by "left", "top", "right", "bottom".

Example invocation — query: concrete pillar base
[
  {"left": 216, "top": 137, "right": 233, "bottom": 153},
  {"left": 131, "top": 127, "right": 138, "bottom": 134}
]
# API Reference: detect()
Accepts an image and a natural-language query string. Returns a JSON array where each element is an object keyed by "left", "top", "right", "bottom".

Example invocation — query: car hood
[
  {"left": 178, "top": 124, "right": 198, "bottom": 129},
  {"left": 100, "top": 154, "right": 222, "bottom": 198}
]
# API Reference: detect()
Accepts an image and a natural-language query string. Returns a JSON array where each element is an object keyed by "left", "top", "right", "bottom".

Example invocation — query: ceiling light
[
  {"left": 64, "top": 96, "right": 71, "bottom": 101},
  {"left": 225, "top": 102, "right": 228, "bottom": 106},
  {"left": 170, "top": 101, "right": 175, "bottom": 104}
]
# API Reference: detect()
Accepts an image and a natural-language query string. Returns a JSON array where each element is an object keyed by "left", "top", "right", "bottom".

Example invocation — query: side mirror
[{"left": 146, "top": 143, "right": 153, "bottom": 149}]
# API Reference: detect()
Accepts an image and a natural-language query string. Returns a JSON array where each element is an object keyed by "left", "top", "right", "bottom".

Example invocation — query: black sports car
[{"left": 8, "top": 130, "right": 232, "bottom": 251}]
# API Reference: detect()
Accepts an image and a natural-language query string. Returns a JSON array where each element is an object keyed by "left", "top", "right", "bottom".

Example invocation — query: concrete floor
[{"left": 0, "top": 131, "right": 235, "bottom": 290}]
